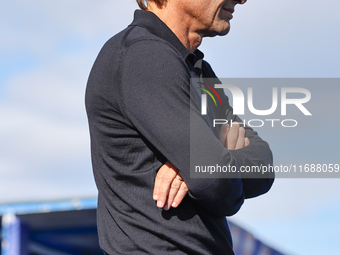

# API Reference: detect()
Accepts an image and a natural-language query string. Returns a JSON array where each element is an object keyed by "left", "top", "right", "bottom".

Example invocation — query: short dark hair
[{"left": 136, "top": 0, "right": 167, "bottom": 10}]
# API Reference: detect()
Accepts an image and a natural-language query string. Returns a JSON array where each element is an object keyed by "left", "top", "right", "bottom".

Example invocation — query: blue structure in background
[
  {"left": 0, "top": 198, "right": 101, "bottom": 255},
  {"left": 0, "top": 198, "right": 286, "bottom": 255},
  {"left": 1, "top": 214, "right": 29, "bottom": 255},
  {"left": 229, "top": 222, "right": 286, "bottom": 255}
]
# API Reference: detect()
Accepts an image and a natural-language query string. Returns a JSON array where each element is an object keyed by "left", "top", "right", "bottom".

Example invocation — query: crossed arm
[
  {"left": 121, "top": 41, "right": 273, "bottom": 216},
  {"left": 153, "top": 122, "right": 250, "bottom": 211}
]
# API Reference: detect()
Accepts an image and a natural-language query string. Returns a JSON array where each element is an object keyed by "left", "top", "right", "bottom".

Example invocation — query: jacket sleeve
[
  {"left": 201, "top": 62, "right": 274, "bottom": 200},
  {"left": 120, "top": 40, "right": 273, "bottom": 216}
]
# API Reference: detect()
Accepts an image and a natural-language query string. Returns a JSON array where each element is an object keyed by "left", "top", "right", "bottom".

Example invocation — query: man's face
[{"left": 178, "top": 0, "right": 246, "bottom": 37}]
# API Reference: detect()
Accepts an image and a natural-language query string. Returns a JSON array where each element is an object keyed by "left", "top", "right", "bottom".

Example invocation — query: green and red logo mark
[
  {"left": 197, "top": 82, "right": 223, "bottom": 107},
  {"left": 197, "top": 82, "right": 223, "bottom": 115}
]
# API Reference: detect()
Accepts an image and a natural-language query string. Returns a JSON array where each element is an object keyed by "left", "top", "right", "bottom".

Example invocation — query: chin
[
  {"left": 206, "top": 22, "right": 230, "bottom": 37},
  {"left": 215, "top": 21, "right": 231, "bottom": 36},
  {"left": 219, "top": 27, "right": 230, "bottom": 36},
  {"left": 214, "top": 25, "right": 231, "bottom": 37}
]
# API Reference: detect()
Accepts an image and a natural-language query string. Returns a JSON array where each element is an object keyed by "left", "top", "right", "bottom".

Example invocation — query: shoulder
[
  {"left": 124, "top": 26, "right": 187, "bottom": 66},
  {"left": 119, "top": 26, "right": 190, "bottom": 82}
]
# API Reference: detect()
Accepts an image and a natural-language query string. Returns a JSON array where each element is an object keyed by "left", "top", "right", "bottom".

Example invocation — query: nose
[{"left": 235, "top": 0, "right": 247, "bottom": 4}]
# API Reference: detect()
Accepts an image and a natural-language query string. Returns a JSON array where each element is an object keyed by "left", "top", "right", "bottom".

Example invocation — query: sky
[{"left": 1, "top": 0, "right": 339, "bottom": 254}]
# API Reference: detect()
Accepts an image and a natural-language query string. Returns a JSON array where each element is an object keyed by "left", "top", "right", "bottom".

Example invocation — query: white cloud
[
  {"left": 0, "top": 0, "right": 138, "bottom": 202},
  {"left": 1, "top": 0, "right": 137, "bottom": 54},
  {"left": 0, "top": 40, "right": 98, "bottom": 202}
]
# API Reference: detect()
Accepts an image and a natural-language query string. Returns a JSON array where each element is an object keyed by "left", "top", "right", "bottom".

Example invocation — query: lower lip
[{"left": 222, "top": 9, "right": 233, "bottom": 19}]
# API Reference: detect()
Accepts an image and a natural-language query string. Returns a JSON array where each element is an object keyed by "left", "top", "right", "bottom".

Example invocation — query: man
[{"left": 85, "top": 0, "right": 274, "bottom": 254}]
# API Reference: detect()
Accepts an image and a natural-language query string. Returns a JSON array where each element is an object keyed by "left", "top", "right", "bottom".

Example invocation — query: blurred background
[{"left": 1, "top": 0, "right": 339, "bottom": 254}]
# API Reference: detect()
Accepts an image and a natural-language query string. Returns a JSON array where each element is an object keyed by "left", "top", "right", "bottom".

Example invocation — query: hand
[
  {"left": 219, "top": 122, "right": 250, "bottom": 150},
  {"left": 153, "top": 123, "right": 249, "bottom": 210},
  {"left": 153, "top": 161, "right": 188, "bottom": 211}
]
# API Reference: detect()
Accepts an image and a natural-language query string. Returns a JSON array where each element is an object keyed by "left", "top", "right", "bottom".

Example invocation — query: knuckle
[
  {"left": 180, "top": 185, "right": 189, "bottom": 192},
  {"left": 229, "top": 138, "right": 237, "bottom": 144},
  {"left": 231, "top": 123, "right": 239, "bottom": 129},
  {"left": 171, "top": 182, "right": 180, "bottom": 189},
  {"left": 158, "top": 191, "right": 167, "bottom": 198},
  {"left": 161, "top": 176, "right": 171, "bottom": 183}
]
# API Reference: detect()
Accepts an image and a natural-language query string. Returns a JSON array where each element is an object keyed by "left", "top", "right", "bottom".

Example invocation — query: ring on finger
[{"left": 175, "top": 175, "right": 183, "bottom": 181}]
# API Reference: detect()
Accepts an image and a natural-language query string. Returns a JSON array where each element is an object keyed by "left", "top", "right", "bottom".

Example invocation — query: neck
[{"left": 147, "top": 2, "right": 203, "bottom": 52}]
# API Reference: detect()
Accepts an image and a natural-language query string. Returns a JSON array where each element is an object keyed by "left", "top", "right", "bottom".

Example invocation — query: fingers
[
  {"left": 171, "top": 181, "right": 188, "bottom": 208},
  {"left": 245, "top": 137, "right": 250, "bottom": 147},
  {"left": 223, "top": 122, "right": 250, "bottom": 150},
  {"left": 153, "top": 162, "right": 189, "bottom": 211},
  {"left": 227, "top": 122, "right": 239, "bottom": 150},
  {"left": 165, "top": 175, "right": 188, "bottom": 210},
  {"left": 153, "top": 161, "right": 172, "bottom": 202},
  {"left": 235, "top": 127, "right": 246, "bottom": 150},
  {"left": 219, "top": 123, "right": 229, "bottom": 147},
  {"left": 153, "top": 162, "right": 177, "bottom": 209}
]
